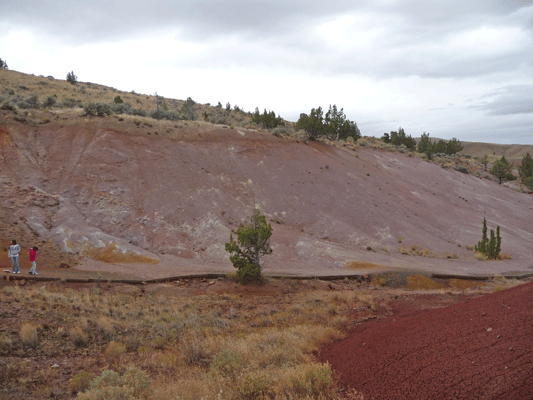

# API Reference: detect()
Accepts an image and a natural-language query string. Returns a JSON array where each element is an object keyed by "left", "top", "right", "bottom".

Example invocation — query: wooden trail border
[{"left": 3, "top": 270, "right": 533, "bottom": 285}]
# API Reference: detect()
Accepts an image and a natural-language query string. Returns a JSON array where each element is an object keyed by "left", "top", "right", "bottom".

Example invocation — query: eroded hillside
[{"left": 1, "top": 108, "right": 533, "bottom": 279}]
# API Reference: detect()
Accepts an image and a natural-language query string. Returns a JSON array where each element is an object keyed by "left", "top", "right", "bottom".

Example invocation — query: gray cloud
[{"left": 474, "top": 85, "right": 533, "bottom": 115}]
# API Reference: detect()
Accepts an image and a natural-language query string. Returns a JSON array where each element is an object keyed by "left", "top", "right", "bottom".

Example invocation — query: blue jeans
[{"left": 10, "top": 256, "right": 19, "bottom": 273}]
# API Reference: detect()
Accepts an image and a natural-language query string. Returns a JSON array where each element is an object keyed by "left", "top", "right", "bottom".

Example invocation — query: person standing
[
  {"left": 29, "top": 246, "right": 38, "bottom": 275},
  {"left": 8, "top": 240, "right": 21, "bottom": 274}
]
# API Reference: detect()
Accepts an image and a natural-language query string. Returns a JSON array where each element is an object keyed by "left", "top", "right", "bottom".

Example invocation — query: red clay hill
[{"left": 1, "top": 108, "right": 533, "bottom": 280}]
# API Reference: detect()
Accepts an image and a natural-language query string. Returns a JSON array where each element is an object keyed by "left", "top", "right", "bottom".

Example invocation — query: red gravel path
[{"left": 319, "top": 281, "right": 533, "bottom": 400}]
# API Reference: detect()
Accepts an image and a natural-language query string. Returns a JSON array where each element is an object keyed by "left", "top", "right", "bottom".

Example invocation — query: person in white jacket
[{"left": 8, "top": 239, "right": 21, "bottom": 273}]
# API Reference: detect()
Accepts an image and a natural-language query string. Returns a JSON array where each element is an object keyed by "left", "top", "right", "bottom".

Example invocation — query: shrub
[
  {"left": 18, "top": 94, "right": 40, "bottom": 109},
  {"left": 210, "top": 349, "right": 243, "bottom": 381},
  {"left": 97, "top": 316, "right": 115, "bottom": 337},
  {"left": 474, "top": 218, "right": 501, "bottom": 259},
  {"left": 20, "top": 322, "right": 38, "bottom": 346},
  {"left": 84, "top": 102, "right": 112, "bottom": 117},
  {"left": 70, "top": 326, "right": 88, "bottom": 347},
  {"left": 0, "top": 58, "right": 7, "bottom": 69},
  {"left": 75, "top": 368, "right": 152, "bottom": 400},
  {"left": 150, "top": 109, "right": 181, "bottom": 121},
  {"left": 42, "top": 96, "right": 57, "bottom": 108},
  {"left": 113, "top": 95, "right": 124, "bottom": 104},
  {"left": 110, "top": 102, "right": 132, "bottom": 114},
  {"left": 67, "top": 71, "right": 78, "bottom": 84},
  {"left": 225, "top": 208, "right": 273, "bottom": 284},
  {"left": 69, "top": 371, "right": 94, "bottom": 394},
  {"left": 60, "top": 98, "right": 82, "bottom": 108},
  {"left": 104, "top": 341, "right": 126, "bottom": 363}
]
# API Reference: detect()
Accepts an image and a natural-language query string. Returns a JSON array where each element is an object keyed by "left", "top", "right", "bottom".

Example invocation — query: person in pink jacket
[{"left": 29, "top": 246, "right": 38, "bottom": 275}]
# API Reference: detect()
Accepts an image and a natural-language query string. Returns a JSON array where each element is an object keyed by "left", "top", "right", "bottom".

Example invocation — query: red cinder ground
[{"left": 319, "top": 280, "right": 533, "bottom": 400}]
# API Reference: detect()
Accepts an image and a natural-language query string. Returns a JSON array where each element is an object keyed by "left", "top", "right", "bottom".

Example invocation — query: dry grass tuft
[
  {"left": 497, "top": 253, "right": 513, "bottom": 260},
  {"left": 344, "top": 261, "right": 384, "bottom": 270},
  {"left": 404, "top": 275, "right": 446, "bottom": 290},
  {"left": 70, "top": 326, "right": 88, "bottom": 347},
  {"left": 104, "top": 341, "right": 126, "bottom": 363},
  {"left": 448, "top": 279, "right": 482, "bottom": 290},
  {"left": 97, "top": 316, "right": 115, "bottom": 338},
  {"left": 19, "top": 322, "right": 39, "bottom": 346}
]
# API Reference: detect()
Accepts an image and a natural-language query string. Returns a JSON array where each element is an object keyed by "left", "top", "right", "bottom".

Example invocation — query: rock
[{"left": 487, "top": 327, "right": 493, "bottom": 332}]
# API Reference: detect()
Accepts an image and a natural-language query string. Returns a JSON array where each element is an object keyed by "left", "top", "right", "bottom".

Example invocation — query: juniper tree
[
  {"left": 225, "top": 209, "right": 273, "bottom": 284},
  {"left": 490, "top": 156, "right": 515, "bottom": 184},
  {"left": 66, "top": 71, "right": 77, "bottom": 84},
  {"left": 474, "top": 218, "right": 501, "bottom": 259},
  {"left": 518, "top": 153, "right": 533, "bottom": 181}
]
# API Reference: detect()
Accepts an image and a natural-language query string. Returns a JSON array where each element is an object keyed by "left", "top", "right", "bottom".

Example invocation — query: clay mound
[{"left": 319, "top": 281, "right": 533, "bottom": 399}]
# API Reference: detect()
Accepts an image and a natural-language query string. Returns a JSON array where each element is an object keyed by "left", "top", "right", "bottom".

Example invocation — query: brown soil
[{"left": 319, "top": 280, "right": 533, "bottom": 400}]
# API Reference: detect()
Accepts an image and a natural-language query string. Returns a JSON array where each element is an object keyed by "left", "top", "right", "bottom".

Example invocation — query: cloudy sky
[{"left": 1, "top": 1, "right": 533, "bottom": 144}]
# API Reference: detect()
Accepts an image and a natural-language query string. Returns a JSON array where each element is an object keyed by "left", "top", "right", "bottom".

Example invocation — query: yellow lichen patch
[
  {"left": 344, "top": 261, "right": 385, "bottom": 270},
  {"left": 403, "top": 275, "right": 446, "bottom": 290},
  {"left": 70, "top": 241, "right": 160, "bottom": 264}
]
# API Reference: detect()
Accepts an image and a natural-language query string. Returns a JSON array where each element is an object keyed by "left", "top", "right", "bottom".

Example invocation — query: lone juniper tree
[{"left": 225, "top": 209, "right": 273, "bottom": 284}]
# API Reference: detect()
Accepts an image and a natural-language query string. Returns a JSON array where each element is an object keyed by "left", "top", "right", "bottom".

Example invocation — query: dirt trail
[{"left": 319, "top": 280, "right": 533, "bottom": 399}]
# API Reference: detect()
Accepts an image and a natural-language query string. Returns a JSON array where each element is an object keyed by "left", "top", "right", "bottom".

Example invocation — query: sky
[{"left": 1, "top": 1, "right": 533, "bottom": 144}]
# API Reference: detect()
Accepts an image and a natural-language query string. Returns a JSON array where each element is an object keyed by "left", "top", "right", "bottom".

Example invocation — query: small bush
[
  {"left": 76, "top": 368, "right": 152, "bottom": 400},
  {"left": 210, "top": 349, "right": 243, "bottom": 381},
  {"left": 104, "top": 341, "right": 126, "bottom": 363},
  {"left": 70, "top": 326, "right": 88, "bottom": 347},
  {"left": 60, "top": 98, "right": 82, "bottom": 108},
  {"left": 20, "top": 322, "right": 38, "bottom": 346},
  {"left": 97, "top": 316, "right": 115, "bottom": 338},
  {"left": 18, "top": 94, "right": 40, "bottom": 109},
  {"left": 69, "top": 371, "right": 94, "bottom": 394},
  {"left": 84, "top": 102, "right": 112, "bottom": 117},
  {"left": 113, "top": 95, "right": 123, "bottom": 104},
  {"left": 42, "top": 96, "right": 57, "bottom": 108},
  {"left": 67, "top": 71, "right": 78, "bottom": 84}
]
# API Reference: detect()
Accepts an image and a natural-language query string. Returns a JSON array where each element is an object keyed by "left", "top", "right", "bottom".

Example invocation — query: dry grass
[
  {"left": 448, "top": 279, "right": 482, "bottom": 290},
  {"left": 344, "top": 261, "right": 384, "bottom": 270},
  {"left": 497, "top": 253, "right": 513, "bottom": 260},
  {"left": 403, "top": 275, "right": 446, "bottom": 290},
  {"left": 0, "top": 279, "right": 377, "bottom": 399},
  {"left": 398, "top": 245, "right": 437, "bottom": 257},
  {"left": 19, "top": 322, "right": 39, "bottom": 347},
  {"left": 68, "top": 241, "right": 160, "bottom": 264}
]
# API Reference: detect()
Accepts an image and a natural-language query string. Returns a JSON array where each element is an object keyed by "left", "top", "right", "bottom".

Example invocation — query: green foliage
[
  {"left": 251, "top": 107, "right": 285, "bottom": 129},
  {"left": 113, "top": 95, "right": 124, "bottom": 104},
  {"left": 226, "top": 102, "right": 231, "bottom": 111},
  {"left": 296, "top": 106, "right": 328, "bottom": 141},
  {"left": 490, "top": 156, "right": 516, "bottom": 184},
  {"left": 296, "top": 105, "right": 361, "bottom": 142},
  {"left": 225, "top": 209, "right": 273, "bottom": 284},
  {"left": 523, "top": 176, "right": 533, "bottom": 190},
  {"left": 84, "top": 102, "right": 112, "bottom": 117},
  {"left": 382, "top": 127, "right": 415, "bottom": 150},
  {"left": 0, "top": 58, "right": 7, "bottom": 69},
  {"left": 67, "top": 71, "right": 78, "bottom": 84},
  {"left": 518, "top": 152, "right": 533, "bottom": 181},
  {"left": 415, "top": 133, "right": 463, "bottom": 157},
  {"left": 76, "top": 367, "right": 151, "bottom": 400},
  {"left": 181, "top": 97, "right": 196, "bottom": 120},
  {"left": 417, "top": 132, "right": 432, "bottom": 155},
  {"left": 43, "top": 96, "right": 57, "bottom": 108},
  {"left": 474, "top": 218, "right": 501, "bottom": 259},
  {"left": 480, "top": 154, "right": 489, "bottom": 171},
  {"left": 18, "top": 94, "right": 41, "bottom": 109}
]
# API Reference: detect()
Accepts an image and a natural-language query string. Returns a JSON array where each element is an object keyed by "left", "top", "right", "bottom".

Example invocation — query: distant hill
[{"left": 460, "top": 142, "right": 533, "bottom": 165}]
